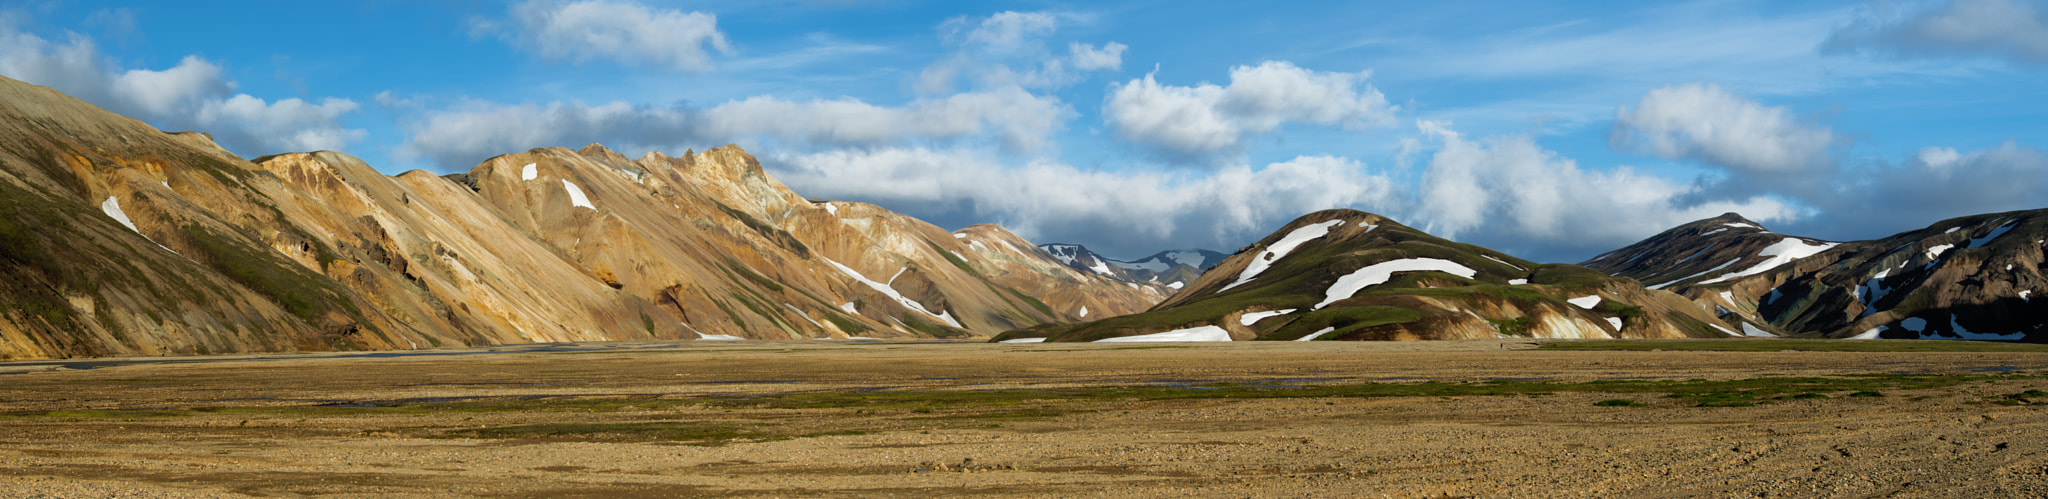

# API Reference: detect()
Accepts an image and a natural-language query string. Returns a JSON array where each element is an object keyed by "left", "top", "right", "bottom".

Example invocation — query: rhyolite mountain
[
  {"left": 994, "top": 209, "right": 1744, "bottom": 342},
  {"left": 1589, "top": 211, "right": 2048, "bottom": 341},
  {"left": 0, "top": 75, "right": 1168, "bottom": 360},
  {"left": 1039, "top": 243, "right": 1225, "bottom": 290}
]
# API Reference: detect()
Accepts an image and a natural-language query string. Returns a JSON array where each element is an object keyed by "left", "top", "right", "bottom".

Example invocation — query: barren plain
[{"left": 6, "top": 339, "right": 2048, "bottom": 497}]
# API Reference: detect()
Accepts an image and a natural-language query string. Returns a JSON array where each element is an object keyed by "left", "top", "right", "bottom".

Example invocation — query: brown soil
[{"left": 4, "top": 339, "right": 2048, "bottom": 497}]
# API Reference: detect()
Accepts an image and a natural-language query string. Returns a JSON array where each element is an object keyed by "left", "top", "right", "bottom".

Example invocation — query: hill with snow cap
[
  {"left": 1591, "top": 211, "right": 2048, "bottom": 341},
  {"left": 994, "top": 209, "right": 1742, "bottom": 343}
]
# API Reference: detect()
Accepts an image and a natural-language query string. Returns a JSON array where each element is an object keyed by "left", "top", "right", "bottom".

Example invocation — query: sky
[{"left": 2, "top": 0, "right": 2046, "bottom": 263}]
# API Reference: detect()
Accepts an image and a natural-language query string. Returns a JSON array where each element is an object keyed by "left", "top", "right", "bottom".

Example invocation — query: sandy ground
[{"left": 4, "top": 339, "right": 2048, "bottom": 497}]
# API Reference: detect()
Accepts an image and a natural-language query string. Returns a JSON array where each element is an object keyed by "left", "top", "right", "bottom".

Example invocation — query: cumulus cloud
[
  {"left": 1802, "top": 141, "right": 2048, "bottom": 235},
  {"left": 766, "top": 147, "right": 1398, "bottom": 257},
  {"left": 481, "top": 0, "right": 730, "bottom": 71},
  {"left": 1105, "top": 61, "right": 1396, "bottom": 157},
  {"left": 1610, "top": 83, "right": 1835, "bottom": 174},
  {"left": 1824, "top": 0, "right": 2048, "bottom": 64},
  {"left": 0, "top": 27, "right": 364, "bottom": 154},
  {"left": 918, "top": 11, "right": 1124, "bottom": 94},
  {"left": 1414, "top": 120, "right": 1800, "bottom": 252},
  {"left": 1069, "top": 42, "right": 1126, "bottom": 71},
  {"left": 398, "top": 88, "right": 1069, "bottom": 167}
]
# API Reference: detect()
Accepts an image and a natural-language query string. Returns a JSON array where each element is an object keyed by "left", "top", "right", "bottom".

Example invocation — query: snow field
[
  {"left": 562, "top": 179, "right": 595, "bottom": 209},
  {"left": 1239, "top": 309, "right": 1297, "bottom": 326},
  {"left": 1296, "top": 327, "right": 1338, "bottom": 341},
  {"left": 521, "top": 162, "right": 537, "bottom": 180},
  {"left": 1221, "top": 220, "right": 1345, "bottom": 291},
  {"left": 1697, "top": 238, "right": 1839, "bottom": 285},
  {"left": 1094, "top": 325, "right": 1232, "bottom": 342},
  {"left": 1567, "top": 295, "right": 1602, "bottom": 309},
  {"left": 822, "top": 257, "right": 963, "bottom": 328},
  {"left": 1315, "top": 258, "right": 1477, "bottom": 309}
]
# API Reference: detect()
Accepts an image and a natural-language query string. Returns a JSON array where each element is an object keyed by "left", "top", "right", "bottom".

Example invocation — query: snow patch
[
  {"left": 1222, "top": 220, "right": 1344, "bottom": 291},
  {"left": 2022, "top": 290, "right": 2032, "bottom": 302},
  {"left": 1967, "top": 220, "right": 2017, "bottom": 249},
  {"left": 822, "top": 257, "right": 961, "bottom": 328},
  {"left": 1508, "top": 279, "right": 1528, "bottom": 285},
  {"left": 1239, "top": 309, "right": 1298, "bottom": 326},
  {"left": 952, "top": 232, "right": 965, "bottom": 239},
  {"left": 1697, "top": 238, "right": 1839, "bottom": 285},
  {"left": 1094, "top": 325, "right": 1232, "bottom": 342},
  {"left": 1078, "top": 306, "right": 1089, "bottom": 318},
  {"left": 1315, "top": 258, "right": 1476, "bottom": 309},
  {"left": 1000, "top": 337, "right": 1048, "bottom": 343},
  {"left": 562, "top": 179, "right": 594, "bottom": 209},
  {"left": 1711, "top": 324, "right": 1739, "bottom": 336},
  {"left": 1482, "top": 254, "right": 1524, "bottom": 271},
  {"left": 695, "top": 332, "right": 745, "bottom": 341},
  {"left": 101, "top": 196, "right": 174, "bottom": 253},
  {"left": 785, "top": 304, "right": 822, "bottom": 328},
  {"left": 1717, "top": 291, "right": 1734, "bottom": 305},
  {"left": 1567, "top": 295, "right": 1602, "bottom": 309},
  {"left": 1701, "top": 228, "right": 1727, "bottom": 236},
  {"left": 1167, "top": 281, "right": 1185, "bottom": 290},
  {"left": 1740, "top": 323, "right": 1777, "bottom": 337},
  {"left": 1296, "top": 327, "right": 1338, "bottom": 341},
  {"left": 1088, "top": 260, "right": 1113, "bottom": 276},
  {"left": 521, "top": 162, "right": 537, "bottom": 180},
  {"left": 824, "top": 203, "right": 838, "bottom": 216},
  {"left": 840, "top": 302, "right": 859, "bottom": 314},
  {"left": 1934, "top": 313, "right": 2025, "bottom": 341},
  {"left": 1604, "top": 317, "right": 1624, "bottom": 331},
  {"left": 1675, "top": 243, "right": 1719, "bottom": 265},
  {"left": 1849, "top": 326, "right": 1886, "bottom": 340},
  {"left": 1944, "top": 227, "right": 1961, "bottom": 234},
  {"left": 1924, "top": 244, "right": 1954, "bottom": 261},
  {"left": 1725, "top": 222, "right": 1763, "bottom": 230}
]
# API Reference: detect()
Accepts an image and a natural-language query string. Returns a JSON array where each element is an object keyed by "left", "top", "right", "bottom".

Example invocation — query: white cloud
[
  {"left": 918, "top": 11, "right": 1122, "bottom": 94},
  {"left": 0, "top": 26, "right": 363, "bottom": 155},
  {"left": 705, "top": 87, "right": 1068, "bottom": 152},
  {"left": 1813, "top": 141, "right": 2048, "bottom": 232},
  {"left": 1415, "top": 120, "right": 1799, "bottom": 248},
  {"left": 399, "top": 88, "right": 1069, "bottom": 167},
  {"left": 1610, "top": 83, "right": 1835, "bottom": 173},
  {"left": 767, "top": 147, "right": 1398, "bottom": 256},
  {"left": 946, "top": 11, "right": 1061, "bottom": 50},
  {"left": 1825, "top": 0, "right": 2048, "bottom": 64},
  {"left": 488, "top": 0, "right": 730, "bottom": 71},
  {"left": 1105, "top": 61, "right": 1396, "bottom": 156},
  {"left": 1069, "top": 42, "right": 1126, "bottom": 71}
]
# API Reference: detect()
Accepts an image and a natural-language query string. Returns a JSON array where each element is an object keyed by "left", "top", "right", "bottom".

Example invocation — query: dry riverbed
[{"left": 5, "top": 339, "right": 2048, "bottom": 497}]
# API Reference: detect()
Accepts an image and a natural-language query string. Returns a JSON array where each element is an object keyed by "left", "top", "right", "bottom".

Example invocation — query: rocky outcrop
[
  {"left": 0, "top": 75, "right": 1162, "bottom": 359},
  {"left": 994, "top": 210, "right": 1740, "bottom": 342}
]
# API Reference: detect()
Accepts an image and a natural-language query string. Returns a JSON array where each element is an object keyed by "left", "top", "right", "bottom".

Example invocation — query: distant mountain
[
  {"left": 997, "top": 209, "right": 1741, "bottom": 342},
  {"left": 1039, "top": 244, "right": 1225, "bottom": 290},
  {"left": 1588, "top": 211, "right": 2048, "bottom": 341},
  {"left": 0, "top": 74, "right": 1167, "bottom": 360}
]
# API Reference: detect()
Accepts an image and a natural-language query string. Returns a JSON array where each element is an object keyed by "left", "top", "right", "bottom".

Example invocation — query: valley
[{"left": 6, "top": 339, "right": 2048, "bottom": 497}]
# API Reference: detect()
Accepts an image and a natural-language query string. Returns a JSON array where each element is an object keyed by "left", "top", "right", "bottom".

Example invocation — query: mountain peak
[{"left": 577, "top": 143, "right": 628, "bottom": 163}]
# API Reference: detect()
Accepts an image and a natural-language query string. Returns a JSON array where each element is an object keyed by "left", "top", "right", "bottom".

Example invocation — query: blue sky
[{"left": 4, "top": 0, "right": 2046, "bottom": 262}]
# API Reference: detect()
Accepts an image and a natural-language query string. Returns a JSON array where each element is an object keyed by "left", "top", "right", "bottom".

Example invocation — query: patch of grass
[
  {"left": 1539, "top": 339, "right": 2048, "bottom": 353},
  {"left": 1003, "top": 286, "right": 1054, "bottom": 316},
  {"left": 1848, "top": 391, "right": 1885, "bottom": 398},
  {"left": 431, "top": 422, "right": 748, "bottom": 444},
  {"left": 1266, "top": 306, "right": 1422, "bottom": 340},
  {"left": 1594, "top": 399, "right": 1647, "bottom": 407},
  {"left": 931, "top": 241, "right": 977, "bottom": 275},
  {"left": 1488, "top": 317, "right": 1538, "bottom": 337},
  {"left": 712, "top": 201, "right": 810, "bottom": 258}
]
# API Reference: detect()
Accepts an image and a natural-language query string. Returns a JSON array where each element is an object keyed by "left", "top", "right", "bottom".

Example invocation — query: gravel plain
[{"left": 4, "top": 339, "right": 2048, "bottom": 497}]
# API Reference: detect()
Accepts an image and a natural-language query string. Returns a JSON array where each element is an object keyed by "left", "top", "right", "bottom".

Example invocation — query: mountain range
[
  {"left": 4, "top": 73, "right": 2044, "bottom": 359},
  {"left": 1038, "top": 244, "right": 1226, "bottom": 290},
  {"left": 0, "top": 75, "right": 1169, "bottom": 360}
]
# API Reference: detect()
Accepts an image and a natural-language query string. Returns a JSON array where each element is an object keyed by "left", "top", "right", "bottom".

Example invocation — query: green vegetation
[
  {"left": 1594, "top": 399, "right": 1647, "bottom": 407},
  {"left": 1002, "top": 286, "right": 1054, "bottom": 316},
  {"left": 179, "top": 223, "right": 375, "bottom": 339},
  {"left": 724, "top": 259, "right": 784, "bottom": 293},
  {"left": 1265, "top": 306, "right": 1422, "bottom": 340},
  {"left": 1488, "top": 317, "right": 1539, "bottom": 337},
  {"left": 711, "top": 200, "right": 810, "bottom": 258},
  {"left": 1538, "top": 339, "right": 2048, "bottom": 353},
  {"left": 930, "top": 241, "right": 978, "bottom": 275}
]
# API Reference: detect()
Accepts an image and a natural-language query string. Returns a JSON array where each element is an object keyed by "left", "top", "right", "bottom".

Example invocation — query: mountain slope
[
  {"left": 1039, "top": 243, "right": 1224, "bottom": 289},
  {"left": 0, "top": 75, "right": 1163, "bottom": 359},
  {"left": 1590, "top": 210, "right": 2048, "bottom": 341},
  {"left": 994, "top": 210, "right": 1740, "bottom": 342}
]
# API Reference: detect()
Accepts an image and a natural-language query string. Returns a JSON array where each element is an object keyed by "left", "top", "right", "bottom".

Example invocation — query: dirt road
[{"left": 4, "top": 339, "right": 2047, "bottom": 497}]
